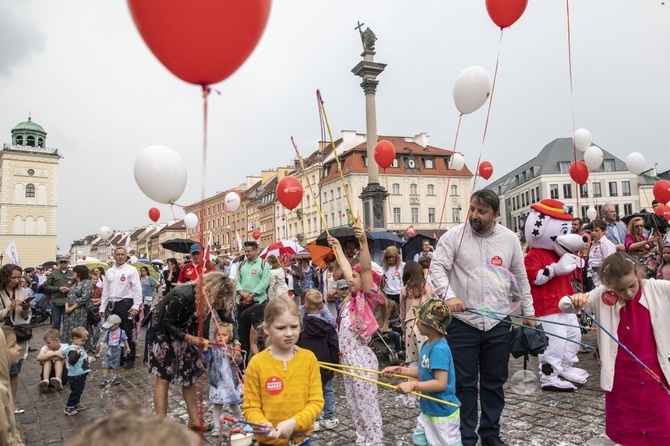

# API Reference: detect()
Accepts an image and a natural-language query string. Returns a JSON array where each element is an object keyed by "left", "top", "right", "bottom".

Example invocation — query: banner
[
  {"left": 236, "top": 231, "right": 243, "bottom": 252},
  {"left": 4, "top": 241, "right": 20, "bottom": 266}
]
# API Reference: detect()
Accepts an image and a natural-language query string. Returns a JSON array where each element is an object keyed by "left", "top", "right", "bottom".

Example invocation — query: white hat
[{"left": 102, "top": 314, "right": 122, "bottom": 329}]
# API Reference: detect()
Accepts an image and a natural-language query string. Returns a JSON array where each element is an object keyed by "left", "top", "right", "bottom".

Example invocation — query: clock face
[
  {"left": 408, "top": 158, "right": 416, "bottom": 168},
  {"left": 27, "top": 169, "right": 34, "bottom": 176}
]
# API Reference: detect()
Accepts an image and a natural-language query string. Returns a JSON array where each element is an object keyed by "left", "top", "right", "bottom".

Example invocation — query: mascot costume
[{"left": 524, "top": 199, "right": 588, "bottom": 391}]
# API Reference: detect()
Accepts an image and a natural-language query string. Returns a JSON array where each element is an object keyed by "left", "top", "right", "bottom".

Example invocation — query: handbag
[
  {"left": 13, "top": 324, "right": 33, "bottom": 343},
  {"left": 86, "top": 304, "right": 101, "bottom": 326}
]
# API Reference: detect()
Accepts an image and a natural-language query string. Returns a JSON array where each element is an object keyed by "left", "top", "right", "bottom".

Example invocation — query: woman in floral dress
[{"left": 62, "top": 265, "right": 94, "bottom": 352}]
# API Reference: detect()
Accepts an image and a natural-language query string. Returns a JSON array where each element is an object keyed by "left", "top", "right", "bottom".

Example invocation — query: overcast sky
[{"left": 1, "top": 1, "right": 668, "bottom": 253}]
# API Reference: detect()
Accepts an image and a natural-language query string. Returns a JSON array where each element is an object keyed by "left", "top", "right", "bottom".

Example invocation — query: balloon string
[
  {"left": 566, "top": 0, "right": 576, "bottom": 165},
  {"left": 436, "top": 114, "right": 462, "bottom": 235}
]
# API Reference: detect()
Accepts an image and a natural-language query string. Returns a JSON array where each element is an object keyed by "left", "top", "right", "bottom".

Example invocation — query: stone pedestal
[{"left": 360, "top": 183, "right": 389, "bottom": 230}]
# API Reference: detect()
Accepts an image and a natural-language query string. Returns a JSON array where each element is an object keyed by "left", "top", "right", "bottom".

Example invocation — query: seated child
[
  {"left": 297, "top": 289, "right": 340, "bottom": 431},
  {"left": 300, "top": 288, "right": 337, "bottom": 328},
  {"left": 36, "top": 329, "right": 66, "bottom": 392},
  {"left": 98, "top": 314, "right": 130, "bottom": 387}
]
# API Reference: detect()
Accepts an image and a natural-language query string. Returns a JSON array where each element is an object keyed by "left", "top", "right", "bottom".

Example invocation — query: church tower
[{"left": 0, "top": 117, "right": 62, "bottom": 267}]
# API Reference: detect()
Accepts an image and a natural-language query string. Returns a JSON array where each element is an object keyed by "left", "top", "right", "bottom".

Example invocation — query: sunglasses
[{"left": 635, "top": 225, "right": 644, "bottom": 229}]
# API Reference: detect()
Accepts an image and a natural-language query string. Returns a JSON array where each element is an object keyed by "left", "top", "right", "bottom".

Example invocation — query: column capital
[{"left": 360, "top": 79, "right": 379, "bottom": 95}]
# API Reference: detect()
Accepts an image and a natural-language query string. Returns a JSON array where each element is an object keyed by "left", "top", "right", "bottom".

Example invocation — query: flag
[
  {"left": 125, "top": 233, "right": 132, "bottom": 252},
  {"left": 4, "top": 241, "right": 20, "bottom": 266},
  {"left": 203, "top": 232, "right": 213, "bottom": 261},
  {"left": 236, "top": 231, "right": 243, "bottom": 252},
  {"left": 405, "top": 225, "right": 417, "bottom": 237}
]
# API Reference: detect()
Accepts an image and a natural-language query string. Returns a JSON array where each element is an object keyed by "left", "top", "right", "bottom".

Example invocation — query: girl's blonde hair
[
  {"left": 213, "top": 322, "right": 234, "bottom": 342},
  {"left": 381, "top": 246, "right": 401, "bottom": 270},
  {"left": 599, "top": 252, "right": 645, "bottom": 287},
  {"left": 262, "top": 295, "right": 302, "bottom": 347}
]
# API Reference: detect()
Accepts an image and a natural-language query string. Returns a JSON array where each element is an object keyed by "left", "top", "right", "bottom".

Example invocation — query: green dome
[{"left": 13, "top": 117, "right": 46, "bottom": 135}]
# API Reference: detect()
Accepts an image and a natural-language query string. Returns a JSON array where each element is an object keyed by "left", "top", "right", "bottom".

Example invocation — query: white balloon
[
  {"left": 586, "top": 207, "right": 597, "bottom": 220},
  {"left": 98, "top": 226, "right": 113, "bottom": 240},
  {"left": 449, "top": 153, "right": 465, "bottom": 171},
  {"left": 453, "top": 66, "right": 492, "bottom": 115},
  {"left": 625, "top": 152, "right": 646, "bottom": 175},
  {"left": 574, "top": 128, "right": 592, "bottom": 152},
  {"left": 184, "top": 213, "right": 198, "bottom": 229},
  {"left": 225, "top": 191, "right": 241, "bottom": 212},
  {"left": 583, "top": 146, "right": 604, "bottom": 170},
  {"left": 134, "top": 145, "right": 188, "bottom": 204}
]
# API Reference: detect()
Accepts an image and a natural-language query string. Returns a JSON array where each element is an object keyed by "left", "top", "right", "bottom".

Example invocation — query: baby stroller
[
  {"left": 30, "top": 288, "right": 51, "bottom": 326},
  {"left": 368, "top": 330, "right": 402, "bottom": 366}
]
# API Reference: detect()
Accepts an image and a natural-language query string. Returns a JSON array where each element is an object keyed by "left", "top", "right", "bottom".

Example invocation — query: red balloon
[
  {"left": 81, "top": 255, "right": 87, "bottom": 261},
  {"left": 569, "top": 161, "right": 589, "bottom": 185},
  {"left": 276, "top": 176, "right": 304, "bottom": 210},
  {"left": 485, "top": 0, "right": 528, "bottom": 29},
  {"left": 252, "top": 229, "right": 261, "bottom": 240},
  {"left": 653, "top": 180, "right": 670, "bottom": 205},
  {"left": 127, "top": 0, "right": 271, "bottom": 86},
  {"left": 373, "top": 140, "right": 396, "bottom": 169},
  {"left": 148, "top": 207, "right": 160, "bottom": 222},
  {"left": 655, "top": 204, "right": 670, "bottom": 221},
  {"left": 478, "top": 161, "right": 494, "bottom": 180}
]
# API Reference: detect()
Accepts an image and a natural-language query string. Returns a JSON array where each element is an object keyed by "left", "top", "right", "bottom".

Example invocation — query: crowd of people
[{"left": 1, "top": 193, "right": 670, "bottom": 445}]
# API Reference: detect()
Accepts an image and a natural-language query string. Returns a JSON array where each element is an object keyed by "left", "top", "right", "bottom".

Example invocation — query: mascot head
[{"left": 525, "top": 199, "right": 585, "bottom": 255}]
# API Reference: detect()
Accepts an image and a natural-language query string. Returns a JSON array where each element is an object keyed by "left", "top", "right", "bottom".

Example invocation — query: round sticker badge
[
  {"left": 120, "top": 275, "right": 126, "bottom": 282},
  {"left": 490, "top": 256, "right": 503, "bottom": 267},
  {"left": 601, "top": 290, "right": 618, "bottom": 306},
  {"left": 251, "top": 269, "right": 257, "bottom": 275},
  {"left": 265, "top": 376, "right": 284, "bottom": 395}
]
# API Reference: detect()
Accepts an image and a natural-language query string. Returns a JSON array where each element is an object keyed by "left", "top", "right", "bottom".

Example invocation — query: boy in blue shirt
[
  {"left": 98, "top": 314, "right": 130, "bottom": 387},
  {"left": 62, "top": 326, "right": 91, "bottom": 416},
  {"left": 383, "top": 298, "right": 461, "bottom": 446}
]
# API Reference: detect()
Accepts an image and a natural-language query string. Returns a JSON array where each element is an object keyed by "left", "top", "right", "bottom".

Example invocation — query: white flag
[
  {"left": 125, "top": 234, "right": 132, "bottom": 252},
  {"left": 236, "top": 231, "right": 243, "bottom": 252},
  {"left": 4, "top": 241, "right": 20, "bottom": 266},
  {"left": 203, "top": 232, "right": 213, "bottom": 261}
]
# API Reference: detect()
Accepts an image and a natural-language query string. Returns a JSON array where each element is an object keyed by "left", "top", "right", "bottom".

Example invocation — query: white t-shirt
[
  {"left": 39, "top": 343, "right": 67, "bottom": 361},
  {"left": 383, "top": 263, "right": 405, "bottom": 295}
]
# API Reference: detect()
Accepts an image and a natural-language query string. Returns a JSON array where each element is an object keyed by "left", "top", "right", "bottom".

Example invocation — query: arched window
[
  {"left": 410, "top": 184, "right": 418, "bottom": 195},
  {"left": 26, "top": 136, "right": 35, "bottom": 147},
  {"left": 26, "top": 183, "right": 36, "bottom": 198},
  {"left": 427, "top": 184, "right": 435, "bottom": 195},
  {"left": 16, "top": 136, "right": 23, "bottom": 145},
  {"left": 38, "top": 138, "right": 44, "bottom": 147},
  {"left": 450, "top": 185, "right": 459, "bottom": 196}
]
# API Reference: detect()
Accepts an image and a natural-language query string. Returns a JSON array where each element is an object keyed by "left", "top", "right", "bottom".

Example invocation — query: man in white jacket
[{"left": 430, "top": 189, "right": 535, "bottom": 446}]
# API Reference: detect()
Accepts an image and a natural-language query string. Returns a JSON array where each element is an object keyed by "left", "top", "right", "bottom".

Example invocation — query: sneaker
[
  {"left": 99, "top": 380, "right": 109, "bottom": 388},
  {"left": 50, "top": 377, "right": 63, "bottom": 391},
  {"left": 112, "top": 377, "right": 121, "bottom": 386},
  {"left": 540, "top": 375, "right": 577, "bottom": 392},
  {"left": 481, "top": 435, "right": 508, "bottom": 446},
  {"left": 210, "top": 428, "right": 220, "bottom": 437},
  {"left": 323, "top": 418, "right": 340, "bottom": 429},
  {"left": 312, "top": 421, "right": 321, "bottom": 432},
  {"left": 74, "top": 404, "right": 86, "bottom": 411},
  {"left": 38, "top": 380, "right": 49, "bottom": 393},
  {"left": 559, "top": 367, "right": 589, "bottom": 385},
  {"left": 64, "top": 407, "right": 78, "bottom": 416}
]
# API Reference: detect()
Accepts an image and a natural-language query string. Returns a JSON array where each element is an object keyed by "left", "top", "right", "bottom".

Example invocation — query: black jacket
[{"left": 297, "top": 315, "right": 339, "bottom": 384}]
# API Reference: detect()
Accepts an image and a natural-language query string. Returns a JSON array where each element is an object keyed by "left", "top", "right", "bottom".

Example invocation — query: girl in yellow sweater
[{"left": 243, "top": 295, "right": 323, "bottom": 445}]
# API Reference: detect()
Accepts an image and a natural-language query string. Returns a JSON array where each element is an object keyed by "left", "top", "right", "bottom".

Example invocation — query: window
[
  {"left": 411, "top": 207, "right": 419, "bottom": 223},
  {"left": 521, "top": 194, "right": 526, "bottom": 207},
  {"left": 453, "top": 208, "right": 461, "bottom": 223},
  {"left": 450, "top": 185, "right": 458, "bottom": 196},
  {"left": 324, "top": 215, "right": 328, "bottom": 227},
  {"left": 307, "top": 219, "right": 311, "bottom": 233},
  {"left": 559, "top": 162, "right": 570, "bottom": 174},
  {"left": 363, "top": 156, "right": 368, "bottom": 167},
  {"left": 603, "top": 160, "right": 615, "bottom": 172},
  {"left": 593, "top": 182, "right": 602, "bottom": 198},
  {"left": 312, "top": 175, "right": 315, "bottom": 184},
  {"left": 550, "top": 184, "right": 559, "bottom": 199},
  {"left": 563, "top": 184, "right": 572, "bottom": 199},
  {"left": 609, "top": 182, "right": 618, "bottom": 197},
  {"left": 337, "top": 187, "right": 341, "bottom": 198},
  {"left": 581, "top": 206, "right": 589, "bottom": 220},
  {"left": 330, "top": 190, "right": 334, "bottom": 201},
  {"left": 427, "top": 184, "right": 435, "bottom": 195},
  {"left": 25, "top": 183, "right": 35, "bottom": 198},
  {"left": 525, "top": 191, "right": 529, "bottom": 206},
  {"left": 624, "top": 203, "right": 633, "bottom": 215},
  {"left": 579, "top": 184, "right": 588, "bottom": 198},
  {"left": 391, "top": 158, "right": 398, "bottom": 168},
  {"left": 424, "top": 159, "right": 435, "bottom": 169},
  {"left": 531, "top": 188, "right": 536, "bottom": 203},
  {"left": 622, "top": 181, "right": 631, "bottom": 196},
  {"left": 393, "top": 207, "right": 401, "bottom": 223},
  {"left": 535, "top": 186, "right": 540, "bottom": 202},
  {"left": 392, "top": 183, "right": 400, "bottom": 195},
  {"left": 428, "top": 207, "right": 436, "bottom": 223},
  {"left": 410, "top": 184, "right": 418, "bottom": 195}
]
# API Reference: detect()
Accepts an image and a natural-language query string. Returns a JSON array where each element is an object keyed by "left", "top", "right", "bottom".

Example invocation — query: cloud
[{"left": 0, "top": 3, "right": 46, "bottom": 77}]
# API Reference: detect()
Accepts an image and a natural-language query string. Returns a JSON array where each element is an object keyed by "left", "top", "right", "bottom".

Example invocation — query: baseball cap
[
  {"left": 57, "top": 255, "right": 70, "bottom": 262},
  {"left": 336, "top": 279, "right": 348, "bottom": 289},
  {"left": 102, "top": 314, "right": 122, "bottom": 329},
  {"left": 189, "top": 244, "right": 202, "bottom": 254}
]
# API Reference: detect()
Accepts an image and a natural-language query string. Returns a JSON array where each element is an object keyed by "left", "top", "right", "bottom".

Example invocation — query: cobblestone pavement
[{"left": 15, "top": 323, "right": 606, "bottom": 445}]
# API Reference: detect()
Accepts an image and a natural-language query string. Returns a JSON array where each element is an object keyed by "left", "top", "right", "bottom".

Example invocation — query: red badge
[
  {"left": 251, "top": 269, "right": 257, "bottom": 275},
  {"left": 67, "top": 280, "right": 73, "bottom": 285},
  {"left": 120, "top": 275, "right": 126, "bottom": 282},
  {"left": 394, "top": 271, "right": 400, "bottom": 277},
  {"left": 601, "top": 290, "right": 618, "bottom": 306},
  {"left": 491, "top": 256, "right": 503, "bottom": 267},
  {"left": 265, "top": 376, "right": 284, "bottom": 395}
]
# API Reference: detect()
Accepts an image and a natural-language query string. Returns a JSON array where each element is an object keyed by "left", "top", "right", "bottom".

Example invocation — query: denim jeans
[
  {"left": 66, "top": 374, "right": 87, "bottom": 407},
  {"left": 51, "top": 302, "right": 64, "bottom": 331},
  {"left": 322, "top": 378, "right": 335, "bottom": 420}
]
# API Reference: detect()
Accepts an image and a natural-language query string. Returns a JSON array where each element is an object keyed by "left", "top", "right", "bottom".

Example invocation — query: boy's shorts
[
  {"left": 102, "top": 345, "right": 122, "bottom": 369},
  {"left": 413, "top": 410, "right": 462, "bottom": 446}
]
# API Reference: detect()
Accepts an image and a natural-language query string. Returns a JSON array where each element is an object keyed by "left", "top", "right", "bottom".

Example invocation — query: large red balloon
[
  {"left": 127, "top": 0, "right": 271, "bottom": 86},
  {"left": 373, "top": 140, "right": 396, "bottom": 169},
  {"left": 485, "top": 0, "right": 528, "bottom": 29},
  {"left": 569, "top": 161, "right": 589, "bottom": 185},
  {"left": 478, "top": 161, "right": 494, "bottom": 180},
  {"left": 653, "top": 180, "right": 670, "bottom": 205},
  {"left": 655, "top": 204, "right": 670, "bottom": 221},
  {"left": 276, "top": 176, "right": 304, "bottom": 210},
  {"left": 252, "top": 229, "right": 261, "bottom": 240},
  {"left": 148, "top": 207, "right": 160, "bottom": 222}
]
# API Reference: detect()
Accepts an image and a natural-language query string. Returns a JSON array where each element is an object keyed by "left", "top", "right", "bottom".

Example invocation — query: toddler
[
  {"left": 63, "top": 326, "right": 91, "bottom": 416},
  {"left": 99, "top": 314, "right": 130, "bottom": 387}
]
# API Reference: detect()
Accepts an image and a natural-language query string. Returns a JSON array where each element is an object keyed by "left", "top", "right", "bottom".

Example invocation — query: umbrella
[
  {"left": 131, "top": 262, "right": 160, "bottom": 280},
  {"left": 620, "top": 212, "right": 669, "bottom": 232},
  {"left": 151, "top": 259, "right": 164, "bottom": 266},
  {"left": 303, "top": 241, "right": 333, "bottom": 269},
  {"left": 76, "top": 261, "right": 110, "bottom": 271},
  {"left": 315, "top": 227, "right": 374, "bottom": 248},
  {"left": 509, "top": 324, "right": 548, "bottom": 359},
  {"left": 259, "top": 240, "right": 305, "bottom": 262},
  {"left": 41, "top": 261, "right": 58, "bottom": 268},
  {"left": 369, "top": 231, "right": 404, "bottom": 251},
  {"left": 401, "top": 234, "right": 436, "bottom": 262},
  {"left": 136, "top": 258, "right": 151, "bottom": 265},
  {"left": 161, "top": 238, "right": 198, "bottom": 254}
]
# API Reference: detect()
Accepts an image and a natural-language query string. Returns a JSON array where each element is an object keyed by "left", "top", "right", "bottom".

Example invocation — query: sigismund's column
[{"left": 352, "top": 23, "right": 388, "bottom": 230}]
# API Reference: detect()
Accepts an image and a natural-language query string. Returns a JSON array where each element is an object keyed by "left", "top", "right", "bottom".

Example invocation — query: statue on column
[{"left": 356, "top": 21, "right": 377, "bottom": 52}]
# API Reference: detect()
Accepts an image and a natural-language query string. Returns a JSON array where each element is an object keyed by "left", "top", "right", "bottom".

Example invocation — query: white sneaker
[
  {"left": 560, "top": 367, "right": 589, "bottom": 384},
  {"left": 312, "top": 421, "right": 321, "bottom": 432},
  {"left": 323, "top": 418, "right": 339, "bottom": 429},
  {"left": 541, "top": 375, "right": 577, "bottom": 392}
]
